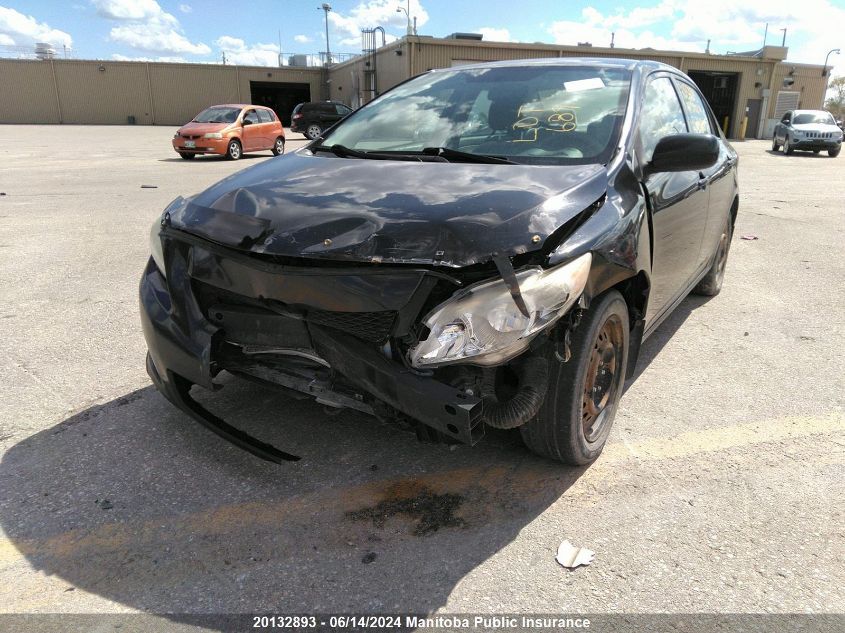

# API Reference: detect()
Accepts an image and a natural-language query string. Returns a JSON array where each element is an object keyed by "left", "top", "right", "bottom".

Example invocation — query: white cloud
[
  {"left": 477, "top": 27, "right": 513, "bottom": 43},
  {"left": 92, "top": 0, "right": 171, "bottom": 22},
  {"left": 215, "top": 35, "right": 280, "bottom": 66},
  {"left": 293, "top": 34, "right": 312, "bottom": 44},
  {"left": 178, "top": 4, "right": 192, "bottom": 13},
  {"left": 111, "top": 53, "right": 187, "bottom": 62},
  {"left": 0, "top": 6, "right": 73, "bottom": 46},
  {"left": 93, "top": 0, "right": 209, "bottom": 55},
  {"left": 547, "top": 0, "right": 845, "bottom": 73},
  {"left": 110, "top": 23, "right": 210, "bottom": 54},
  {"left": 328, "top": 0, "right": 429, "bottom": 48},
  {"left": 0, "top": 32, "right": 14, "bottom": 45}
]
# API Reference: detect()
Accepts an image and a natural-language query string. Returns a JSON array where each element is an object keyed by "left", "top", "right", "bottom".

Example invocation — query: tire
[
  {"left": 226, "top": 139, "right": 242, "bottom": 160},
  {"left": 812, "top": 149, "right": 821, "bottom": 154},
  {"left": 520, "top": 290, "right": 629, "bottom": 465},
  {"left": 783, "top": 137, "right": 794, "bottom": 155},
  {"left": 178, "top": 152, "right": 195, "bottom": 160},
  {"left": 694, "top": 215, "right": 733, "bottom": 296},
  {"left": 272, "top": 137, "right": 285, "bottom": 156},
  {"left": 771, "top": 136, "right": 780, "bottom": 151},
  {"left": 305, "top": 123, "right": 322, "bottom": 140},
  {"left": 830, "top": 147, "right": 841, "bottom": 158}
]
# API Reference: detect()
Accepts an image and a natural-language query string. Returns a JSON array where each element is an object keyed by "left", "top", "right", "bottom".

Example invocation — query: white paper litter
[
  {"left": 556, "top": 540, "right": 595, "bottom": 568},
  {"left": 563, "top": 78, "right": 605, "bottom": 92}
]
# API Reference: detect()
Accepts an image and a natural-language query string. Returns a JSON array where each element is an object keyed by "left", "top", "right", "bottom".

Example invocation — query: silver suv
[{"left": 773, "top": 109, "right": 842, "bottom": 157}]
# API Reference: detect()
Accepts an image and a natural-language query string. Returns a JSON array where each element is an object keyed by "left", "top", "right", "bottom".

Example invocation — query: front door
[
  {"left": 638, "top": 75, "right": 709, "bottom": 323},
  {"left": 241, "top": 108, "right": 261, "bottom": 151}
]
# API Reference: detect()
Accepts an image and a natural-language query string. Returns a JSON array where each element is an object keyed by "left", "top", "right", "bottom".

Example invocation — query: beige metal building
[{"left": 0, "top": 35, "right": 828, "bottom": 139}]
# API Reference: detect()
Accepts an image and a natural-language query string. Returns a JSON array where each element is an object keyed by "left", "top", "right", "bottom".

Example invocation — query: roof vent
[{"left": 445, "top": 32, "right": 483, "bottom": 41}]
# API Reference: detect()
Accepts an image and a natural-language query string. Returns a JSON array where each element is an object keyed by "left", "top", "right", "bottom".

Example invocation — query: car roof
[
  {"left": 427, "top": 56, "right": 674, "bottom": 74},
  {"left": 206, "top": 104, "right": 271, "bottom": 110},
  {"left": 792, "top": 109, "right": 830, "bottom": 115}
]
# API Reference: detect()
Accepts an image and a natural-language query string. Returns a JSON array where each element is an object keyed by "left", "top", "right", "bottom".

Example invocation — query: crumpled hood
[{"left": 168, "top": 151, "right": 608, "bottom": 267}]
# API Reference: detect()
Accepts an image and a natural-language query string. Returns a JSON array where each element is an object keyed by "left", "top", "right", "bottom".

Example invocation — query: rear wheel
[
  {"left": 830, "top": 147, "right": 841, "bottom": 158},
  {"left": 812, "top": 149, "right": 821, "bottom": 154},
  {"left": 178, "top": 152, "right": 195, "bottom": 160},
  {"left": 694, "top": 215, "right": 733, "bottom": 296},
  {"left": 226, "top": 139, "right": 242, "bottom": 160},
  {"left": 771, "top": 136, "right": 780, "bottom": 151},
  {"left": 305, "top": 123, "right": 322, "bottom": 140},
  {"left": 272, "top": 137, "right": 285, "bottom": 156},
  {"left": 520, "top": 290, "right": 629, "bottom": 465}
]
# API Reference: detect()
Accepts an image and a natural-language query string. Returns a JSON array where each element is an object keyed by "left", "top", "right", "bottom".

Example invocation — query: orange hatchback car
[{"left": 172, "top": 104, "right": 285, "bottom": 160}]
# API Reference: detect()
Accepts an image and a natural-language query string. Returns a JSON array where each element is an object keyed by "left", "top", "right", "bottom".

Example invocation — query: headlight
[
  {"left": 149, "top": 219, "right": 166, "bottom": 277},
  {"left": 410, "top": 253, "right": 592, "bottom": 368},
  {"left": 203, "top": 132, "right": 223, "bottom": 139},
  {"left": 173, "top": 132, "right": 180, "bottom": 139}
]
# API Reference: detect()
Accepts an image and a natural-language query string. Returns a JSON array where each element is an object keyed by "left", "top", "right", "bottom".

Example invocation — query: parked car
[
  {"left": 172, "top": 104, "right": 285, "bottom": 160},
  {"left": 290, "top": 101, "right": 353, "bottom": 140},
  {"left": 142, "top": 58, "right": 738, "bottom": 465},
  {"left": 772, "top": 109, "right": 842, "bottom": 157}
]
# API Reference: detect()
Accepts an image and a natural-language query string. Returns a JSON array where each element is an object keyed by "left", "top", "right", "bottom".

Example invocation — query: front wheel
[
  {"left": 520, "top": 290, "right": 629, "bottom": 465},
  {"left": 226, "top": 139, "right": 242, "bottom": 160},
  {"left": 772, "top": 136, "right": 780, "bottom": 151},
  {"left": 305, "top": 124, "right": 322, "bottom": 140},
  {"left": 272, "top": 137, "right": 285, "bottom": 156},
  {"left": 783, "top": 137, "right": 794, "bottom": 155},
  {"left": 178, "top": 152, "right": 195, "bottom": 160},
  {"left": 830, "top": 147, "right": 841, "bottom": 158}
]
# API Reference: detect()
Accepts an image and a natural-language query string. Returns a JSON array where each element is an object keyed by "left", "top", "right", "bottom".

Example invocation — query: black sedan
[{"left": 141, "top": 58, "right": 738, "bottom": 465}]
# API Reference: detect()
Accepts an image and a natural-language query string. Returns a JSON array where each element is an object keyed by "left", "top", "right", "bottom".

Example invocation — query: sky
[{"left": 1, "top": 0, "right": 843, "bottom": 73}]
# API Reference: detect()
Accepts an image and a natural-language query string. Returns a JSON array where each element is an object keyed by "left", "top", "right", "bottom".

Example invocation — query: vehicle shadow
[
  {"left": 157, "top": 155, "right": 271, "bottom": 163},
  {"left": 0, "top": 297, "right": 701, "bottom": 623},
  {"left": 0, "top": 378, "right": 584, "bottom": 622},
  {"left": 765, "top": 149, "right": 831, "bottom": 158}
]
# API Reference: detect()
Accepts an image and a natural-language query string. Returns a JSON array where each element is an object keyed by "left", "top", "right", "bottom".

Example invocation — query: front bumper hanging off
[{"left": 139, "top": 238, "right": 484, "bottom": 463}]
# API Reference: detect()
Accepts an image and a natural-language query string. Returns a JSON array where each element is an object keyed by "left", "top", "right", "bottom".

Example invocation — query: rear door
[
  {"left": 638, "top": 74, "right": 709, "bottom": 323},
  {"left": 674, "top": 78, "right": 736, "bottom": 267},
  {"left": 257, "top": 108, "right": 275, "bottom": 148}
]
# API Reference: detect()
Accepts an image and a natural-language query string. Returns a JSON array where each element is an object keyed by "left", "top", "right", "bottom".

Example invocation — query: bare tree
[{"left": 825, "top": 75, "right": 845, "bottom": 121}]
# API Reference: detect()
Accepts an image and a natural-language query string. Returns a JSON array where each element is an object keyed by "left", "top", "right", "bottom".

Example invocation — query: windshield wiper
[
  {"left": 421, "top": 147, "right": 517, "bottom": 165},
  {"left": 311, "top": 144, "right": 448, "bottom": 162}
]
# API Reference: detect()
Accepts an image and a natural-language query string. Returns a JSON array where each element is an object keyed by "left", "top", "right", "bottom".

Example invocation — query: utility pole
[
  {"left": 762, "top": 23, "right": 768, "bottom": 47},
  {"left": 780, "top": 28, "right": 787, "bottom": 47},
  {"left": 319, "top": 3, "right": 332, "bottom": 66}
]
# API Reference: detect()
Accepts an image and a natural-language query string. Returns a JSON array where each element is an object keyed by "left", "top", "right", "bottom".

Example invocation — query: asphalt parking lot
[{"left": 0, "top": 126, "right": 842, "bottom": 624}]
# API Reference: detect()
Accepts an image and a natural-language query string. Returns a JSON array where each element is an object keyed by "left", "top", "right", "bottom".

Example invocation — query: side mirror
[
  {"left": 647, "top": 133, "right": 719, "bottom": 175},
  {"left": 242, "top": 118, "right": 252, "bottom": 126}
]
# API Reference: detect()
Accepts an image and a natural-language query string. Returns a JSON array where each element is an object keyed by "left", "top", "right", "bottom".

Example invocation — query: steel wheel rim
[{"left": 581, "top": 314, "right": 625, "bottom": 443}]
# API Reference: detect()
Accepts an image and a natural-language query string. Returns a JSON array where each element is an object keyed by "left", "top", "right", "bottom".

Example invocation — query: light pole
[
  {"left": 396, "top": 5, "right": 412, "bottom": 36},
  {"left": 319, "top": 3, "right": 332, "bottom": 66},
  {"left": 823, "top": 48, "right": 840, "bottom": 76}
]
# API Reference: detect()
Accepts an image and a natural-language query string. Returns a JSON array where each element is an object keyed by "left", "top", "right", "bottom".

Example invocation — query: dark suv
[{"left": 290, "top": 101, "right": 353, "bottom": 140}]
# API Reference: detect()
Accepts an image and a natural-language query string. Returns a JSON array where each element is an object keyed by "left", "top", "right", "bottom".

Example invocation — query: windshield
[
  {"left": 193, "top": 106, "right": 241, "bottom": 123},
  {"left": 321, "top": 65, "right": 632, "bottom": 165},
  {"left": 793, "top": 112, "right": 835, "bottom": 125}
]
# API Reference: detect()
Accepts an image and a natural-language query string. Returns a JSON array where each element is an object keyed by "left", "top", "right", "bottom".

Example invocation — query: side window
[
  {"left": 675, "top": 81, "right": 713, "bottom": 134},
  {"left": 257, "top": 109, "right": 273, "bottom": 123},
  {"left": 639, "top": 76, "right": 688, "bottom": 163},
  {"left": 243, "top": 109, "right": 259, "bottom": 124},
  {"left": 335, "top": 104, "right": 350, "bottom": 115}
]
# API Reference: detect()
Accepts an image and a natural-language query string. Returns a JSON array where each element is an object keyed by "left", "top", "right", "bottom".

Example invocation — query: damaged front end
[{"left": 141, "top": 209, "right": 594, "bottom": 463}]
